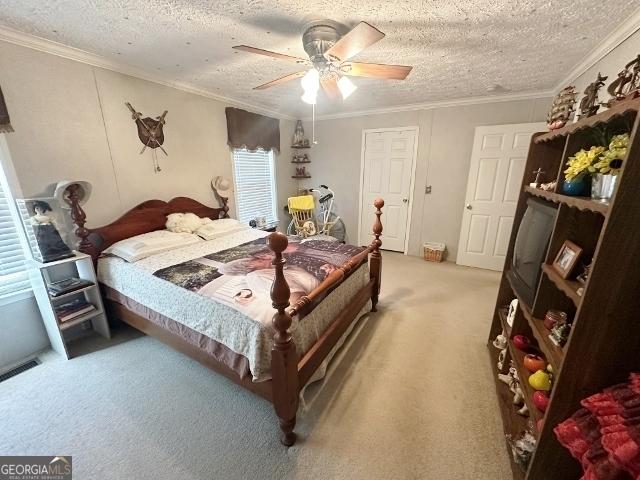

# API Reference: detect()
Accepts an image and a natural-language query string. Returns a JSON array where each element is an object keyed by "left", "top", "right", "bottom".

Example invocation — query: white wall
[
  {"left": 0, "top": 297, "right": 48, "bottom": 368},
  {"left": 300, "top": 98, "right": 551, "bottom": 259},
  {"left": 0, "top": 40, "right": 294, "bottom": 227},
  {"left": 0, "top": 39, "right": 295, "bottom": 368}
]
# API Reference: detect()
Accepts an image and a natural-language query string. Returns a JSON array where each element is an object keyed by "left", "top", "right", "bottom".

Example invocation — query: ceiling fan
[{"left": 233, "top": 20, "right": 413, "bottom": 104}]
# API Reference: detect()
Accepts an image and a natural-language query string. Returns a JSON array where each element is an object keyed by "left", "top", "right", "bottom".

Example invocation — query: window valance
[{"left": 225, "top": 107, "right": 279, "bottom": 152}]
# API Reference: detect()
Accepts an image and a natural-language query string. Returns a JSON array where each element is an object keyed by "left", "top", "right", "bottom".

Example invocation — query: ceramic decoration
[
  {"left": 507, "top": 299, "right": 518, "bottom": 327},
  {"left": 544, "top": 310, "right": 568, "bottom": 330},
  {"left": 533, "top": 391, "right": 550, "bottom": 412},
  {"left": 513, "top": 335, "right": 532, "bottom": 352},
  {"left": 524, "top": 354, "right": 547, "bottom": 373},
  {"left": 529, "top": 370, "right": 552, "bottom": 391},
  {"left": 563, "top": 178, "right": 589, "bottom": 196},
  {"left": 493, "top": 334, "right": 508, "bottom": 350}
]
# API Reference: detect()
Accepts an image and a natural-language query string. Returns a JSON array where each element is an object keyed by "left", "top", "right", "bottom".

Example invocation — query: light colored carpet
[{"left": 0, "top": 253, "right": 511, "bottom": 479}]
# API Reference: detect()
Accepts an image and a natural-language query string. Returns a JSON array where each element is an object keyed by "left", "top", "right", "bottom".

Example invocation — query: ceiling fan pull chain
[{"left": 312, "top": 103, "right": 317, "bottom": 145}]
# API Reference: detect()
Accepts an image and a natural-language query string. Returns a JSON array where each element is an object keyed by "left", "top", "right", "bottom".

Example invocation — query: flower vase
[
  {"left": 563, "top": 177, "right": 589, "bottom": 196},
  {"left": 591, "top": 173, "right": 617, "bottom": 202}
]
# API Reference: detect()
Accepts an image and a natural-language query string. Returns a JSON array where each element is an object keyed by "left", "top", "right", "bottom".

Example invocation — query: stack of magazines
[
  {"left": 47, "top": 278, "right": 94, "bottom": 297},
  {"left": 54, "top": 298, "right": 96, "bottom": 323}
]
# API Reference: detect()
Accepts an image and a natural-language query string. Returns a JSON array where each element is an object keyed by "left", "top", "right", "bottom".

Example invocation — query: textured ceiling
[{"left": 0, "top": 0, "right": 638, "bottom": 118}]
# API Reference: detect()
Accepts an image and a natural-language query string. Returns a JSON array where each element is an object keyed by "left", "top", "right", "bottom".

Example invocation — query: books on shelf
[
  {"left": 47, "top": 278, "right": 94, "bottom": 297},
  {"left": 54, "top": 298, "right": 96, "bottom": 323}
]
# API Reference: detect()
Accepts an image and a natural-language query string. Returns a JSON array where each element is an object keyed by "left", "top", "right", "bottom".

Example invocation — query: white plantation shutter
[
  {"left": 0, "top": 180, "right": 30, "bottom": 297},
  {"left": 232, "top": 148, "right": 278, "bottom": 225}
]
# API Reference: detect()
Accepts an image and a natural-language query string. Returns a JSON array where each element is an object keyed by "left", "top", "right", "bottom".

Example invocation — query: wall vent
[{"left": 0, "top": 359, "right": 40, "bottom": 383}]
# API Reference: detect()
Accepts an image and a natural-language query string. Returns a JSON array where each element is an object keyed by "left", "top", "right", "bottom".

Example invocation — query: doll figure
[{"left": 28, "top": 200, "right": 73, "bottom": 262}]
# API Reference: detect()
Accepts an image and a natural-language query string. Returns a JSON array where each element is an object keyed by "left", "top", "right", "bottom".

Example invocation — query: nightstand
[{"left": 29, "top": 252, "right": 110, "bottom": 359}]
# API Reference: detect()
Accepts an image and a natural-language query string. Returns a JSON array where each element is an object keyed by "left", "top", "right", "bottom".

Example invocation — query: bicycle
[{"left": 287, "top": 184, "right": 346, "bottom": 242}]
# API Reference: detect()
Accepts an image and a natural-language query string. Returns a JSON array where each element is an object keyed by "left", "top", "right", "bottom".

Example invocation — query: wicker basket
[{"left": 423, "top": 242, "right": 445, "bottom": 262}]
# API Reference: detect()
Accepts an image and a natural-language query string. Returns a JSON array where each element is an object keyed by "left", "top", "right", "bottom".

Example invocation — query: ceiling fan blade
[
  {"left": 233, "top": 45, "right": 310, "bottom": 65},
  {"left": 254, "top": 71, "right": 308, "bottom": 90},
  {"left": 324, "top": 22, "right": 385, "bottom": 62},
  {"left": 321, "top": 76, "right": 341, "bottom": 100},
  {"left": 341, "top": 62, "right": 413, "bottom": 80}
]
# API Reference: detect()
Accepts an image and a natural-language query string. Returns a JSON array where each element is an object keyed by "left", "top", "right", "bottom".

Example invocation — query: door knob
[
  {"left": 466, "top": 204, "right": 472, "bottom": 210},
  {"left": 402, "top": 198, "right": 408, "bottom": 203}
]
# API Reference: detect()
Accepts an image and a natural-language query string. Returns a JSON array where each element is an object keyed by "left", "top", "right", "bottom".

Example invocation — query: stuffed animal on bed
[{"left": 166, "top": 212, "right": 212, "bottom": 233}]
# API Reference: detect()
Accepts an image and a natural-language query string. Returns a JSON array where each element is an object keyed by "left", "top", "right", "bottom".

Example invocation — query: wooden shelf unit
[
  {"left": 524, "top": 186, "right": 609, "bottom": 215},
  {"left": 29, "top": 252, "right": 111, "bottom": 360},
  {"left": 487, "top": 100, "right": 640, "bottom": 479}
]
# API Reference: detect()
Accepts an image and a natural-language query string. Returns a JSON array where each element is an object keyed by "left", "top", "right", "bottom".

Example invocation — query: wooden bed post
[
  {"left": 67, "top": 184, "right": 96, "bottom": 260},
  {"left": 267, "top": 232, "right": 299, "bottom": 446},
  {"left": 370, "top": 198, "right": 384, "bottom": 312},
  {"left": 218, "top": 196, "right": 230, "bottom": 219}
]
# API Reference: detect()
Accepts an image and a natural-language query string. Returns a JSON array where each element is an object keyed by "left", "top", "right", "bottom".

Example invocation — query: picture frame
[{"left": 552, "top": 240, "right": 583, "bottom": 279}]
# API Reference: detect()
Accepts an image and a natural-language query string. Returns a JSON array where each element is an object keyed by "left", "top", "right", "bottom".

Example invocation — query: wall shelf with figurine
[
  {"left": 291, "top": 120, "right": 312, "bottom": 180},
  {"left": 488, "top": 56, "right": 640, "bottom": 480}
]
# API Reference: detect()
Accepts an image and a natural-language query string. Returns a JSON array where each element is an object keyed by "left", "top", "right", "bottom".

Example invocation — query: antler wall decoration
[{"left": 125, "top": 102, "right": 168, "bottom": 172}]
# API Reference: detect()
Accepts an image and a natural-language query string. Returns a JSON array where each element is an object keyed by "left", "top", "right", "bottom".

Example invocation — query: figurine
[
  {"left": 530, "top": 168, "right": 545, "bottom": 187},
  {"left": 606, "top": 54, "right": 640, "bottom": 106},
  {"left": 493, "top": 332, "right": 507, "bottom": 350},
  {"left": 497, "top": 348, "right": 507, "bottom": 370},
  {"left": 539, "top": 181, "right": 557, "bottom": 192},
  {"left": 295, "top": 166, "right": 307, "bottom": 177},
  {"left": 26, "top": 200, "right": 73, "bottom": 263},
  {"left": 506, "top": 298, "right": 518, "bottom": 327},
  {"left": 579, "top": 73, "right": 608, "bottom": 118},
  {"left": 292, "top": 120, "right": 306, "bottom": 146},
  {"left": 507, "top": 431, "right": 537, "bottom": 469},
  {"left": 549, "top": 322, "right": 571, "bottom": 347},
  {"left": 547, "top": 86, "right": 577, "bottom": 130},
  {"left": 576, "top": 263, "right": 591, "bottom": 285}
]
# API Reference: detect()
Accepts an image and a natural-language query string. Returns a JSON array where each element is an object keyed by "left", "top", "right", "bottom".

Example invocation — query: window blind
[
  {"left": 0, "top": 177, "right": 30, "bottom": 297},
  {"left": 232, "top": 148, "right": 278, "bottom": 225}
]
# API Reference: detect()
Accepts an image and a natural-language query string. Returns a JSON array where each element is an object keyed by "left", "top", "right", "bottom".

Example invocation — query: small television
[{"left": 507, "top": 197, "right": 557, "bottom": 306}]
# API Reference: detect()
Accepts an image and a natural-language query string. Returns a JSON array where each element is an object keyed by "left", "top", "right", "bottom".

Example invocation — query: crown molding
[
  {"left": 304, "top": 89, "right": 555, "bottom": 121},
  {"left": 0, "top": 26, "right": 295, "bottom": 121},
  {"left": 1, "top": 6, "right": 638, "bottom": 124},
  {"left": 554, "top": 7, "right": 640, "bottom": 91}
]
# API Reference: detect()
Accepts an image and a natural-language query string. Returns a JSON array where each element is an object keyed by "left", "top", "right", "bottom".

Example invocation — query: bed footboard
[{"left": 268, "top": 198, "right": 384, "bottom": 446}]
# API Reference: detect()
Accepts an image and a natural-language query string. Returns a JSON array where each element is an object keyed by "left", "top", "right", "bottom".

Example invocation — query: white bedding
[{"left": 98, "top": 228, "right": 369, "bottom": 382}]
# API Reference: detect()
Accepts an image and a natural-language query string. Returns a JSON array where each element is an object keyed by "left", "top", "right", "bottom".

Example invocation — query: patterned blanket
[{"left": 153, "top": 237, "right": 365, "bottom": 325}]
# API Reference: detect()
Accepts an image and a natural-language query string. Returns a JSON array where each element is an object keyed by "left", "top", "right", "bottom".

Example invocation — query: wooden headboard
[{"left": 66, "top": 187, "right": 229, "bottom": 264}]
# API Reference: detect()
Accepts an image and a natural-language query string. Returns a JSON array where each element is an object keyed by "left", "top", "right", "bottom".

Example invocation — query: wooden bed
[{"left": 66, "top": 185, "right": 384, "bottom": 446}]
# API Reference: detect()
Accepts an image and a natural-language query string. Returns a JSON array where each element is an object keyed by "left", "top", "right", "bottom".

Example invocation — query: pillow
[
  {"left": 195, "top": 219, "right": 250, "bottom": 240},
  {"left": 103, "top": 230, "right": 201, "bottom": 262},
  {"left": 166, "top": 212, "right": 211, "bottom": 234}
]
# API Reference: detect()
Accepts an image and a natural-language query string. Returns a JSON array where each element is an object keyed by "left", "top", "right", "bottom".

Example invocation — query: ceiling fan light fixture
[
  {"left": 301, "top": 90, "right": 317, "bottom": 105},
  {"left": 337, "top": 76, "right": 357, "bottom": 99},
  {"left": 301, "top": 68, "right": 320, "bottom": 93}
]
